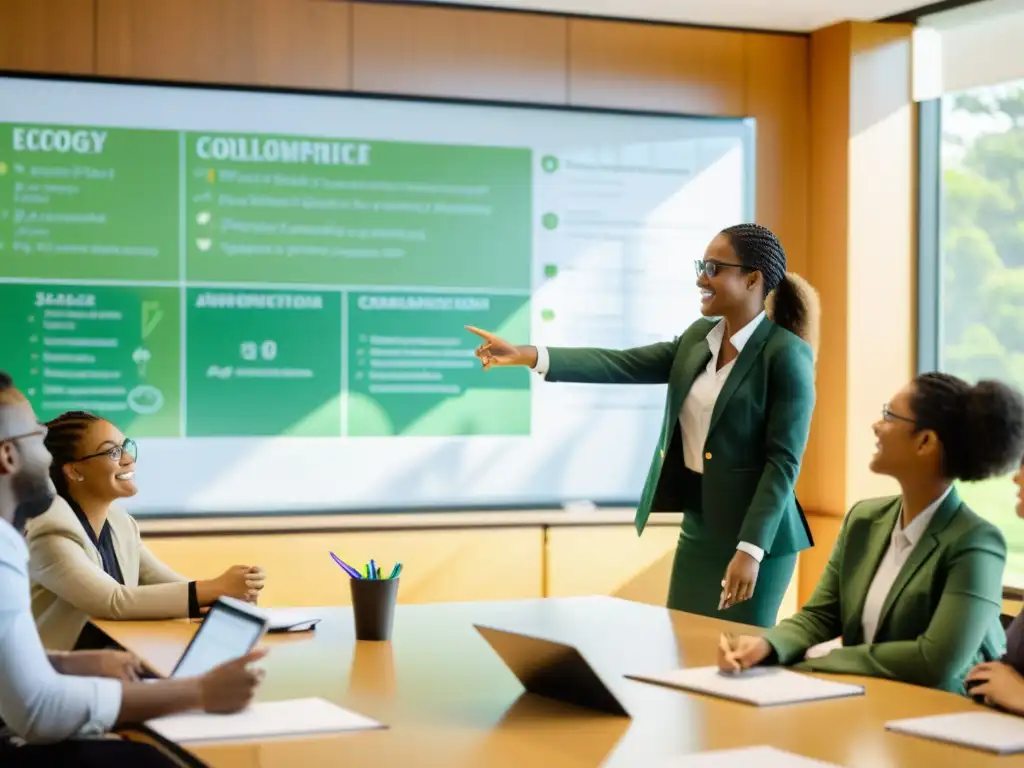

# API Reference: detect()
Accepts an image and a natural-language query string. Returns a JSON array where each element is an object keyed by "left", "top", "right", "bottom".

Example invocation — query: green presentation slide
[
  {"left": 185, "top": 288, "right": 343, "bottom": 437},
  {"left": 347, "top": 291, "right": 530, "bottom": 437},
  {"left": 0, "top": 122, "right": 532, "bottom": 438},
  {"left": 0, "top": 282, "right": 181, "bottom": 436},
  {"left": 0, "top": 125, "right": 180, "bottom": 281}
]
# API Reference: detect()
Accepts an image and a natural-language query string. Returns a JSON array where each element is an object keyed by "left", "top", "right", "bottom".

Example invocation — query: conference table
[{"left": 95, "top": 597, "right": 1016, "bottom": 767}]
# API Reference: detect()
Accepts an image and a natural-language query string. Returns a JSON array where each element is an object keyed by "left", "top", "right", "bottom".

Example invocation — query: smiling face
[
  {"left": 63, "top": 418, "right": 138, "bottom": 501},
  {"left": 695, "top": 233, "right": 762, "bottom": 318},
  {"left": 869, "top": 381, "right": 941, "bottom": 479}
]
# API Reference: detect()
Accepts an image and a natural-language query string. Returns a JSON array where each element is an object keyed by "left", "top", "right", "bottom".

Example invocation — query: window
[{"left": 936, "top": 78, "right": 1024, "bottom": 585}]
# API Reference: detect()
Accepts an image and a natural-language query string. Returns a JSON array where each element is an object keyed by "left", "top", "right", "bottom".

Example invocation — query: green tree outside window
[{"left": 941, "top": 82, "right": 1024, "bottom": 585}]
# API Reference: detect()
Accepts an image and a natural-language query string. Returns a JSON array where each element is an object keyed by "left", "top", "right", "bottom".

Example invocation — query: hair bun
[{"left": 963, "top": 379, "right": 1024, "bottom": 479}]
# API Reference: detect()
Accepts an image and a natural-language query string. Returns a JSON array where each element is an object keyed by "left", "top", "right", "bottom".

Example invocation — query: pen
[
  {"left": 388, "top": 562, "right": 402, "bottom": 579},
  {"left": 370, "top": 559, "right": 378, "bottom": 579},
  {"left": 719, "top": 633, "right": 741, "bottom": 674},
  {"left": 329, "top": 552, "right": 362, "bottom": 579}
]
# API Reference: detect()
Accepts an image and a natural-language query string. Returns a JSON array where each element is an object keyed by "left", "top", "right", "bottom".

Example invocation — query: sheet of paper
[
  {"left": 884, "top": 711, "right": 1024, "bottom": 754},
  {"left": 626, "top": 666, "right": 864, "bottom": 706},
  {"left": 264, "top": 608, "right": 322, "bottom": 632},
  {"left": 147, "top": 697, "right": 385, "bottom": 745},
  {"left": 659, "top": 746, "right": 841, "bottom": 767}
]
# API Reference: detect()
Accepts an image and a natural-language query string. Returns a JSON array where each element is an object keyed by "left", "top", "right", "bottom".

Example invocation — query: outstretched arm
[{"left": 544, "top": 340, "right": 680, "bottom": 385}]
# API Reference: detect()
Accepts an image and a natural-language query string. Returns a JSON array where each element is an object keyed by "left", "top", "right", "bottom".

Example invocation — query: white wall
[{"left": 914, "top": 0, "right": 1024, "bottom": 100}]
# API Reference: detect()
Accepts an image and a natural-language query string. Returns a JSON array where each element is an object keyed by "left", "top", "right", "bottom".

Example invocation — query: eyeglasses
[
  {"left": 0, "top": 427, "right": 47, "bottom": 444},
  {"left": 882, "top": 404, "right": 916, "bottom": 425},
  {"left": 76, "top": 438, "right": 138, "bottom": 463},
  {"left": 694, "top": 259, "right": 751, "bottom": 279}
]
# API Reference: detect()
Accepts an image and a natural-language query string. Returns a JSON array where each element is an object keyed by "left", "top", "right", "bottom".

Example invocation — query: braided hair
[
  {"left": 43, "top": 410, "right": 101, "bottom": 512},
  {"left": 720, "top": 223, "right": 821, "bottom": 360},
  {"left": 911, "top": 372, "right": 1024, "bottom": 482}
]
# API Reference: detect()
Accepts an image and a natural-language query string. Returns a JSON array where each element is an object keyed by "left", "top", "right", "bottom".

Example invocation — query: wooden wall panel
[
  {"left": 744, "top": 34, "right": 810, "bottom": 278},
  {"left": 96, "top": 0, "right": 352, "bottom": 90},
  {"left": 804, "top": 23, "right": 853, "bottom": 518},
  {"left": 0, "top": 0, "right": 94, "bottom": 75},
  {"left": 545, "top": 526, "right": 678, "bottom": 603},
  {"left": 352, "top": 4, "right": 567, "bottom": 103},
  {"left": 144, "top": 528, "right": 544, "bottom": 607},
  {"left": 569, "top": 21, "right": 746, "bottom": 116},
  {"left": 797, "top": 22, "right": 914, "bottom": 599},
  {"left": 548, "top": 525, "right": 799, "bottom": 620},
  {"left": 845, "top": 23, "right": 915, "bottom": 504}
]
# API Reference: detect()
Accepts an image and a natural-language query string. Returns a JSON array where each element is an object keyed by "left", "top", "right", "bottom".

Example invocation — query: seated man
[{"left": 0, "top": 371, "right": 266, "bottom": 766}]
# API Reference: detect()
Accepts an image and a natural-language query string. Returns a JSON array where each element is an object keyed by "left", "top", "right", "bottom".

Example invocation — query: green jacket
[
  {"left": 763, "top": 490, "right": 1008, "bottom": 693},
  {"left": 546, "top": 317, "right": 816, "bottom": 555}
]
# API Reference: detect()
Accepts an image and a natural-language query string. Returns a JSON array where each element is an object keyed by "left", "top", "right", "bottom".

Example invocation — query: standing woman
[
  {"left": 467, "top": 223, "right": 820, "bottom": 626},
  {"left": 26, "top": 411, "right": 266, "bottom": 651}
]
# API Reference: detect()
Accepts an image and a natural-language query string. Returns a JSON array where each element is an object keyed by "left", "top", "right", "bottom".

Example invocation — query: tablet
[
  {"left": 170, "top": 596, "right": 269, "bottom": 679},
  {"left": 474, "top": 624, "right": 630, "bottom": 716}
]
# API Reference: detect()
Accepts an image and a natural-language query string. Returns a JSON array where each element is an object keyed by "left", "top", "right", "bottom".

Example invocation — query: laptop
[
  {"left": 167, "top": 596, "right": 270, "bottom": 679},
  {"left": 474, "top": 624, "right": 630, "bottom": 717}
]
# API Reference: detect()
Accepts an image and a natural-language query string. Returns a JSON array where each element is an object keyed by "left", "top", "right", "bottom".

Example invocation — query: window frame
[{"left": 916, "top": 97, "right": 943, "bottom": 374}]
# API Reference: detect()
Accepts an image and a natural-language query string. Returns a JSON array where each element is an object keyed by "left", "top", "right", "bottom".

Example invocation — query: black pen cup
[{"left": 350, "top": 577, "right": 400, "bottom": 641}]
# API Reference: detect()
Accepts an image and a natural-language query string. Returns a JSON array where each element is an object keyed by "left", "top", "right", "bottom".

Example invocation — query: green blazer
[
  {"left": 546, "top": 317, "right": 816, "bottom": 555},
  {"left": 762, "top": 490, "right": 1008, "bottom": 694}
]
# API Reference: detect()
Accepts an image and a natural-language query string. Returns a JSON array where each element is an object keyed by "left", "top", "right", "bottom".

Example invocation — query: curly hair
[
  {"left": 911, "top": 372, "right": 1024, "bottom": 482},
  {"left": 721, "top": 223, "right": 821, "bottom": 362}
]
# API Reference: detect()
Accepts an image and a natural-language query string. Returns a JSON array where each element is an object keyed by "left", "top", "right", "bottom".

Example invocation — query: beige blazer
[{"left": 26, "top": 496, "right": 191, "bottom": 651}]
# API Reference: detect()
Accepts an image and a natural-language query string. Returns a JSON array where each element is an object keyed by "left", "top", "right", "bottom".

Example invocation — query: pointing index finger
[{"left": 465, "top": 325, "right": 495, "bottom": 341}]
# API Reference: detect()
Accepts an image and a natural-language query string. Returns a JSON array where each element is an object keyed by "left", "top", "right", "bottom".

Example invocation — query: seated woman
[
  {"left": 965, "top": 457, "right": 1024, "bottom": 714},
  {"left": 26, "top": 411, "right": 266, "bottom": 651},
  {"left": 717, "top": 372, "right": 1024, "bottom": 693}
]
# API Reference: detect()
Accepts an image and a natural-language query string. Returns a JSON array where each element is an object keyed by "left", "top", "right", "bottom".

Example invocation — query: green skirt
[{"left": 666, "top": 505, "right": 796, "bottom": 629}]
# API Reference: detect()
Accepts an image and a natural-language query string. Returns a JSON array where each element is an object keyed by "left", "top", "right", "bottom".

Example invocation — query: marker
[
  {"left": 329, "top": 551, "right": 362, "bottom": 579},
  {"left": 370, "top": 559, "right": 378, "bottom": 579},
  {"left": 388, "top": 562, "right": 402, "bottom": 579}
]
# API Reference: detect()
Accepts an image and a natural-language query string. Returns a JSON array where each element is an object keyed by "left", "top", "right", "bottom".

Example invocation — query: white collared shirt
[
  {"left": 0, "top": 518, "right": 121, "bottom": 743},
  {"left": 533, "top": 312, "right": 767, "bottom": 562},
  {"left": 860, "top": 487, "right": 952, "bottom": 644},
  {"left": 678, "top": 312, "right": 766, "bottom": 562}
]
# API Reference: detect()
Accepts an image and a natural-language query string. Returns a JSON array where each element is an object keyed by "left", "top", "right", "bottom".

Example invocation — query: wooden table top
[{"left": 95, "top": 597, "right": 1021, "bottom": 768}]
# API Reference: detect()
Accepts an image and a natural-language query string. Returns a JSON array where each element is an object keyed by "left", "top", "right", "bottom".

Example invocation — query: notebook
[
  {"left": 658, "top": 746, "right": 841, "bottom": 767},
  {"left": 626, "top": 666, "right": 864, "bottom": 706},
  {"left": 884, "top": 711, "right": 1024, "bottom": 754},
  {"left": 264, "top": 608, "right": 322, "bottom": 633},
  {"left": 146, "top": 697, "right": 385, "bottom": 745}
]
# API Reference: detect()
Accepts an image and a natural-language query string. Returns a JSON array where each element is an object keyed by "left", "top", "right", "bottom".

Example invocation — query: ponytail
[{"left": 765, "top": 272, "right": 820, "bottom": 363}]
